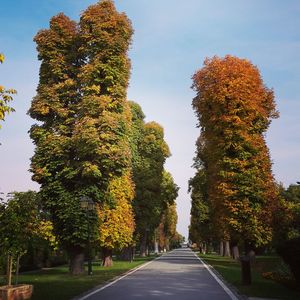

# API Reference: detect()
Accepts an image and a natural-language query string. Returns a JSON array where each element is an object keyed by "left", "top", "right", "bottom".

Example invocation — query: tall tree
[
  {"left": 0, "top": 53, "right": 16, "bottom": 129},
  {"left": 132, "top": 120, "right": 170, "bottom": 256},
  {"left": 156, "top": 171, "right": 179, "bottom": 251},
  {"left": 158, "top": 202, "right": 178, "bottom": 251},
  {"left": 29, "top": 0, "right": 133, "bottom": 274},
  {"left": 191, "top": 55, "right": 278, "bottom": 253},
  {"left": 188, "top": 167, "right": 212, "bottom": 253}
]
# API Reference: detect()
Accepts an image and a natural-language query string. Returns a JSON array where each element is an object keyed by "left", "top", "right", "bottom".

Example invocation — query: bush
[{"left": 277, "top": 237, "right": 300, "bottom": 283}]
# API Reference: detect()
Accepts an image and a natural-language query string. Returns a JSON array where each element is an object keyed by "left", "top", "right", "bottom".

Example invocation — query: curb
[
  {"left": 72, "top": 255, "right": 161, "bottom": 300},
  {"left": 196, "top": 254, "right": 247, "bottom": 300}
]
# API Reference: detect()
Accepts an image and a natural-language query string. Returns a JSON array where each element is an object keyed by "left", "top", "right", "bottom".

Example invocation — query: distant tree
[
  {"left": 188, "top": 167, "right": 212, "bottom": 253},
  {"left": 158, "top": 172, "right": 179, "bottom": 250},
  {"left": 158, "top": 202, "right": 178, "bottom": 251},
  {"left": 282, "top": 184, "right": 300, "bottom": 204},
  {"left": 132, "top": 121, "right": 170, "bottom": 256},
  {"left": 0, "top": 53, "right": 16, "bottom": 129},
  {"left": 170, "top": 232, "right": 185, "bottom": 249},
  {"left": 192, "top": 55, "right": 278, "bottom": 255},
  {"left": 274, "top": 184, "right": 300, "bottom": 283},
  {"left": 128, "top": 102, "right": 172, "bottom": 255},
  {"left": 273, "top": 184, "right": 300, "bottom": 245},
  {"left": 29, "top": 0, "right": 133, "bottom": 274}
]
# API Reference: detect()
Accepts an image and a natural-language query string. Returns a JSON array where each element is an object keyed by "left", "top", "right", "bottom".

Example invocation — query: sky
[{"left": 0, "top": 0, "right": 300, "bottom": 239}]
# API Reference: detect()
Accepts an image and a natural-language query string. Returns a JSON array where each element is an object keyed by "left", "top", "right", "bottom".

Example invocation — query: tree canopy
[
  {"left": 191, "top": 55, "right": 278, "bottom": 251},
  {"left": 29, "top": 0, "right": 134, "bottom": 274}
]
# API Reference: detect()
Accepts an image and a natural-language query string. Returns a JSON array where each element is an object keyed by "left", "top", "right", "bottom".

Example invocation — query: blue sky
[{"left": 0, "top": 0, "right": 300, "bottom": 238}]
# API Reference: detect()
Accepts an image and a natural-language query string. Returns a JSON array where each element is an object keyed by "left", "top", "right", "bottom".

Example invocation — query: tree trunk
[
  {"left": 203, "top": 242, "right": 207, "bottom": 254},
  {"left": 224, "top": 240, "right": 231, "bottom": 257},
  {"left": 219, "top": 241, "right": 224, "bottom": 256},
  {"left": 15, "top": 255, "right": 20, "bottom": 285},
  {"left": 7, "top": 254, "right": 13, "bottom": 286},
  {"left": 120, "top": 246, "right": 133, "bottom": 262},
  {"left": 154, "top": 241, "right": 159, "bottom": 254},
  {"left": 247, "top": 249, "right": 256, "bottom": 265},
  {"left": 232, "top": 245, "right": 240, "bottom": 260},
  {"left": 140, "top": 231, "right": 147, "bottom": 257},
  {"left": 69, "top": 247, "right": 85, "bottom": 275},
  {"left": 102, "top": 247, "right": 113, "bottom": 267},
  {"left": 165, "top": 238, "right": 170, "bottom": 251}
]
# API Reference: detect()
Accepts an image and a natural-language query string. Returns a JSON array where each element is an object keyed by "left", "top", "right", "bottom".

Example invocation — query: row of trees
[
  {"left": 189, "top": 55, "right": 279, "bottom": 258},
  {"left": 25, "top": 0, "right": 180, "bottom": 274}
]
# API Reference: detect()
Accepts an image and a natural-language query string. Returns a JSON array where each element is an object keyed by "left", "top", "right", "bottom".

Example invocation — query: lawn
[
  {"left": 0, "top": 256, "right": 154, "bottom": 300},
  {"left": 200, "top": 254, "right": 300, "bottom": 300}
]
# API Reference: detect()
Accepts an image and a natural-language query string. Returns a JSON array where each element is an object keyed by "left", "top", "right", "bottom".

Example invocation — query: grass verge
[
  {"left": 0, "top": 256, "right": 154, "bottom": 300},
  {"left": 200, "top": 254, "right": 300, "bottom": 300}
]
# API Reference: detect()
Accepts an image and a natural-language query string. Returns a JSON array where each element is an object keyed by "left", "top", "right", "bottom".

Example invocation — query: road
[{"left": 78, "top": 248, "right": 238, "bottom": 300}]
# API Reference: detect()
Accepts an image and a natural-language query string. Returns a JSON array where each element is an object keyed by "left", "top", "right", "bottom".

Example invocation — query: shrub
[{"left": 277, "top": 237, "right": 300, "bottom": 283}]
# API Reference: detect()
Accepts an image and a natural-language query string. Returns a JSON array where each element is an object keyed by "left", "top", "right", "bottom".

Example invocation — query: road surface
[{"left": 78, "top": 248, "right": 237, "bottom": 300}]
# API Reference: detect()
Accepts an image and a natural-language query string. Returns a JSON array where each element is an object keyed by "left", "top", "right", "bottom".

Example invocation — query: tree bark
[
  {"left": 69, "top": 247, "right": 85, "bottom": 275},
  {"left": 232, "top": 245, "right": 240, "bottom": 260},
  {"left": 219, "top": 241, "right": 224, "bottom": 256},
  {"left": 102, "top": 247, "right": 113, "bottom": 267},
  {"left": 120, "top": 246, "right": 133, "bottom": 262},
  {"left": 7, "top": 254, "right": 13, "bottom": 286},
  {"left": 224, "top": 240, "right": 231, "bottom": 257},
  {"left": 140, "top": 231, "right": 147, "bottom": 257},
  {"left": 15, "top": 255, "right": 20, "bottom": 285}
]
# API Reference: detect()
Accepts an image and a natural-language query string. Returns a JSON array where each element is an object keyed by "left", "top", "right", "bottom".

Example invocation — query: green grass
[
  {"left": 0, "top": 256, "right": 154, "bottom": 300},
  {"left": 200, "top": 254, "right": 300, "bottom": 300}
]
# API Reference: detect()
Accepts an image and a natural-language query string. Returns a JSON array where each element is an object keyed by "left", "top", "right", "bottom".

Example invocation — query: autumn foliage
[
  {"left": 29, "top": 0, "right": 134, "bottom": 273},
  {"left": 98, "top": 171, "right": 135, "bottom": 266},
  {"left": 29, "top": 0, "right": 178, "bottom": 272},
  {"left": 190, "top": 55, "right": 278, "bottom": 252}
]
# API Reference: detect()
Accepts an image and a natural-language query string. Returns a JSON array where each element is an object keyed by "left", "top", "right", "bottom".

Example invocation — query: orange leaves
[
  {"left": 192, "top": 55, "right": 278, "bottom": 134},
  {"left": 192, "top": 55, "right": 279, "bottom": 246}
]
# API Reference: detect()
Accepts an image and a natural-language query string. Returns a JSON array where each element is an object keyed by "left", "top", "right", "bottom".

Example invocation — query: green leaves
[
  {"left": 0, "top": 53, "right": 16, "bottom": 128},
  {"left": 29, "top": 1, "right": 134, "bottom": 252}
]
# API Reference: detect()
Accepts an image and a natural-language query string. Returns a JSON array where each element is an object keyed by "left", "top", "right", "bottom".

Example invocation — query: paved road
[{"left": 79, "top": 248, "right": 236, "bottom": 300}]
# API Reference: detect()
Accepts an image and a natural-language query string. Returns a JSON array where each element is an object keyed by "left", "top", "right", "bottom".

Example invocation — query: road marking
[
  {"left": 77, "top": 255, "right": 162, "bottom": 300},
  {"left": 192, "top": 251, "right": 239, "bottom": 300}
]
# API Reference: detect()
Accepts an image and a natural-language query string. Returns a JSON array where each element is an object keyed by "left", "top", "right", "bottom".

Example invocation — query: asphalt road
[{"left": 79, "top": 248, "right": 237, "bottom": 300}]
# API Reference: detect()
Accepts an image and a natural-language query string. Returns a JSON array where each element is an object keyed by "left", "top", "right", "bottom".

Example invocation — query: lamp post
[{"left": 80, "top": 196, "right": 95, "bottom": 276}]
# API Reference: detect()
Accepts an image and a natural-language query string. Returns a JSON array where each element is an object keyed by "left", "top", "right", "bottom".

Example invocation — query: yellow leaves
[
  {"left": 35, "top": 220, "right": 59, "bottom": 250},
  {"left": 82, "top": 162, "right": 102, "bottom": 178},
  {"left": 97, "top": 172, "right": 135, "bottom": 249},
  {"left": 0, "top": 53, "right": 4, "bottom": 63}
]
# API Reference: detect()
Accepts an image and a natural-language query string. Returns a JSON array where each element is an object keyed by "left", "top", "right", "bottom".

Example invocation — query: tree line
[
  {"left": 2, "top": 0, "right": 298, "bottom": 285},
  {"left": 188, "top": 55, "right": 300, "bottom": 284},
  {"left": 0, "top": 0, "right": 182, "bottom": 278}
]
